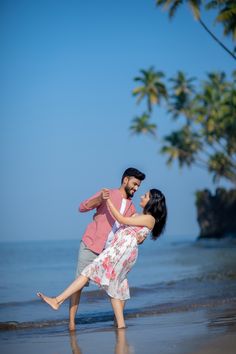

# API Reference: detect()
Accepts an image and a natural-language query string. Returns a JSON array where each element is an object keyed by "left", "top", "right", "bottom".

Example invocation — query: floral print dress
[{"left": 81, "top": 225, "right": 150, "bottom": 300}]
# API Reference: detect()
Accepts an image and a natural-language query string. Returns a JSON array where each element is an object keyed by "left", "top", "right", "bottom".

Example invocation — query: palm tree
[
  {"left": 168, "top": 71, "right": 196, "bottom": 120},
  {"left": 156, "top": 0, "right": 236, "bottom": 60},
  {"left": 130, "top": 113, "right": 157, "bottom": 137},
  {"left": 132, "top": 67, "right": 167, "bottom": 113},
  {"left": 161, "top": 126, "right": 203, "bottom": 167},
  {"left": 206, "top": 0, "right": 236, "bottom": 40},
  {"left": 197, "top": 72, "right": 230, "bottom": 143},
  {"left": 130, "top": 67, "right": 236, "bottom": 184},
  {"left": 208, "top": 152, "right": 236, "bottom": 183}
]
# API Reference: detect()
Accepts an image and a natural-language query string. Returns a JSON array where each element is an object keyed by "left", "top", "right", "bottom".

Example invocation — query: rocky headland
[{"left": 195, "top": 188, "right": 236, "bottom": 239}]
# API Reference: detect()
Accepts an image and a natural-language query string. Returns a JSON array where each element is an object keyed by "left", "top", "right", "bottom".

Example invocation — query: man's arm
[{"left": 79, "top": 189, "right": 110, "bottom": 212}]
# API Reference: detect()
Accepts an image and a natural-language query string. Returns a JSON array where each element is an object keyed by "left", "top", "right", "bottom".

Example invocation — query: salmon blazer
[{"left": 79, "top": 189, "right": 136, "bottom": 254}]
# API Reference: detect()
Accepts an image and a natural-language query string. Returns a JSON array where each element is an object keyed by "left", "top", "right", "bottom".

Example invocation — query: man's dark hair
[{"left": 121, "top": 167, "right": 145, "bottom": 183}]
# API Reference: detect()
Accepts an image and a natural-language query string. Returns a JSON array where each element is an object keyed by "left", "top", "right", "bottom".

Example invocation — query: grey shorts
[{"left": 75, "top": 241, "right": 99, "bottom": 286}]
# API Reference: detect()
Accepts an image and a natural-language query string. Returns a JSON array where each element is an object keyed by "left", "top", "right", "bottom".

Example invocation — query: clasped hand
[{"left": 101, "top": 188, "right": 110, "bottom": 201}]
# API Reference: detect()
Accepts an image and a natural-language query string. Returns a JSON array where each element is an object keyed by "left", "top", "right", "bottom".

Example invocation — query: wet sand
[
  {"left": 192, "top": 333, "right": 236, "bottom": 354},
  {"left": 0, "top": 302, "right": 235, "bottom": 354}
]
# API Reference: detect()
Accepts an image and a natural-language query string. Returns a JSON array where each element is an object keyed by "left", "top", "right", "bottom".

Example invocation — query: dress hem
[{"left": 81, "top": 272, "right": 130, "bottom": 301}]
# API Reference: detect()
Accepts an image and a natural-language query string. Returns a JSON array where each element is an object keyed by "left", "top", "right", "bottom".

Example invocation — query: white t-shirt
[{"left": 104, "top": 198, "right": 127, "bottom": 249}]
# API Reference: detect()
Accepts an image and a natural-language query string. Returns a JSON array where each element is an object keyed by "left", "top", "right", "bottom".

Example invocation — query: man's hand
[
  {"left": 136, "top": 235, "right": 145, "bottom": 245},
  {"left": 84, "top": 189, "right": 110, "bottom": 210},
  {"left": 100, "top": 188, "right": 110, "bottom": 202}
]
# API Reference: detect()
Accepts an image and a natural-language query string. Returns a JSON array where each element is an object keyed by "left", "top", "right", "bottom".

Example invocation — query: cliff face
[{"left": 195, "top": 188, "right": 236, "bottom": 239}]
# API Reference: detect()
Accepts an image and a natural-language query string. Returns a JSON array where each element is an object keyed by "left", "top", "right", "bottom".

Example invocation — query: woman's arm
[{"left": 107, "top": 198, "right": 154, "bottom": 230}]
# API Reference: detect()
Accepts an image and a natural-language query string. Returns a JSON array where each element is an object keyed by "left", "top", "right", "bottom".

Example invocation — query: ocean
[{"left": 0, "top": 236, "right": 236, "bottom": 332}]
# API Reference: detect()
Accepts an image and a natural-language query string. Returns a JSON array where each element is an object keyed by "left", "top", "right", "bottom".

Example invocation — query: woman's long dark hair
[{"left": 143, "top": 189, "right": 167, "bottom": 240}]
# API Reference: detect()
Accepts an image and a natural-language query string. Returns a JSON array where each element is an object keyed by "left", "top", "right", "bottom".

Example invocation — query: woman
[{"left": 37, "top": 188, "right": 167, "bottom": 328}]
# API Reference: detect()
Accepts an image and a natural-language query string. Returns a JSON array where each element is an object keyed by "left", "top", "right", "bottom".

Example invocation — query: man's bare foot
[
  {"left": 69, "top": 321, "right": 76, "bottom": 331},
  {"left": 37, "top": 292, "right": 60, "bottom": 310}
]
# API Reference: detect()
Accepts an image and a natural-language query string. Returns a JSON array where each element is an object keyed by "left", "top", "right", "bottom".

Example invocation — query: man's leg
[
  {"left": 69, "top": 330, "right": 82, "bottom": 354},
  {"left": 69, "top": 290, "right": 82, "bottom": 331},
  {"left": 68, "top": 241, "right": 99, "bottom": 331}
]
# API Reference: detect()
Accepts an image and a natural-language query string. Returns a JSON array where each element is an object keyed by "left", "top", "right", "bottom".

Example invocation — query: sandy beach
[
  {"left": 1, "top": 301, "right": 235, "bottom": 354},
  {"left": 1, "top": 238, "right": 236, "bottom": 354},
  {"left": 192, "top": 333, "right": 236, "bottom": 354}
]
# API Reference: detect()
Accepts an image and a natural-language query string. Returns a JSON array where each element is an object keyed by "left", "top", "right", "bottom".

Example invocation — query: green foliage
[
  {"left": 133, "top": 67, "right": 167, "bottom": 113},
  {"left": 206, "top": 0, "right": 236, "bottom": 40},
  {"left": 130, "top": 113, "right": 157, "bottom": 137},
  {"left": 161, "top": 126, "right": 203, "bottom": 167},
  {"left": 168, "top": 71, "right": 196, "bottom": 120},
  {"left": 156, "top": 0, "right": 236, "bottom": 60},
  {"left": 156, "top": 0, "right": 201, "bottom": 20},
  {"left": 131, "top": 69, "right": 236, "bottom": 185}
]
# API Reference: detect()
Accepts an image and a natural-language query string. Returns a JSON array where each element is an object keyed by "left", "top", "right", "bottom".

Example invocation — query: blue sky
[{"left": 1, "top": 0, "right": 235, "bottom": 242}]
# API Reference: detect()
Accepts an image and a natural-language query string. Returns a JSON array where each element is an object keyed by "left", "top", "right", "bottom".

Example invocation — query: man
[{"left": 69, "top": 167, "right": 145, "bottom": 330}]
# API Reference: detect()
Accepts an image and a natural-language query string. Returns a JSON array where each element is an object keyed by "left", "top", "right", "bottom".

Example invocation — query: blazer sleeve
[{"left": 79, "top": 190, "right": 102, "bottom": 212}]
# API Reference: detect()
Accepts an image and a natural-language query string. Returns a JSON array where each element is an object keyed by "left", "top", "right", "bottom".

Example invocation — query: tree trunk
[{"left": 198, "top": 18, "right": 236, "bottom": 61}]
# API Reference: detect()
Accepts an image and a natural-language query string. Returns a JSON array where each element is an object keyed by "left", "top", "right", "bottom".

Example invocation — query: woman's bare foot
[
  {"left": 69, "top": 321, "right": 76, "bottom": 331},
  {"left": 37, "top": 292, "right": 60, "bottom": 310}
]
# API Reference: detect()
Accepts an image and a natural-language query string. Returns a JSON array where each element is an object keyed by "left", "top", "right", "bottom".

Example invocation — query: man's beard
[{"left": 125, "top": 185, "right": 134, "bottom": 198}]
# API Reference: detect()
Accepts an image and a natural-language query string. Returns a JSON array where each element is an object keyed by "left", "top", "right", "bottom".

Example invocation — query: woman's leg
[
  {"left": 110, "top": 298, "right": 126, "bottom": 329},
  {"left": 37, "top": 275, "right": 89, "bottom": 310}
]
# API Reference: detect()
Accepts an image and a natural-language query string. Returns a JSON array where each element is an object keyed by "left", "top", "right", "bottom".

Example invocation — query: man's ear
[{"left": 123, "top": 176, "right": 129, "bottom": 186}]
